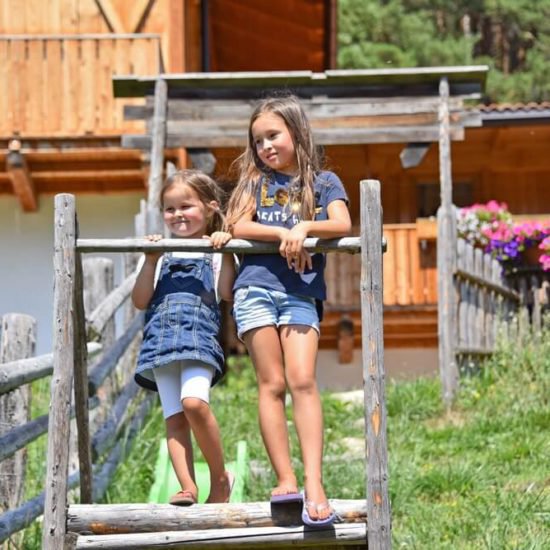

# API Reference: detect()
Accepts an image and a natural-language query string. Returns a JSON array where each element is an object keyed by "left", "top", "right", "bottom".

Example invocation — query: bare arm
[
  {"left": 282, "top": 200, "right": 352, "bottom": 272},
  {"left": 217, "top": 254, "right": 236, "bottom": 302},
  {"left": 131, "top": 234, "right": 163, "bottom": 310},
  {"left": 131, "top": 255, "right": 160, "bottom": 310},
  {"left": 231, "top": 210, "right": 289, "bottom": 242}
]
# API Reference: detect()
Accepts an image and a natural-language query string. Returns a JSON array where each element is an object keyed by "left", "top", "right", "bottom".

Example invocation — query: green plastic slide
[{"left": 148, "top": 440, "right": 248, "bottom": 504}]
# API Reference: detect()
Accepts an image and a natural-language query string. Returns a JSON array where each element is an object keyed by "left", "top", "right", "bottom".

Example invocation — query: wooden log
[
  {"left": 483, "top": 253, "right": 495, "bottom": 351},
  {"left": 43, "top": 194, "right": 77, "bottom": 550},
  {"left": 86, "top": 270, "right": 137, "bottom": 342},
  {"left": 147, "top": 78, "right": 167, "bottom": 232},
  {"left": 360, "top": 180, "right": 390, "bottom": 549},
  {"left": 0, "top": 313, "right": 36, "bottom": 514},
  {"left": 124, "top": 96, "right": 466, "bottom": 121},
  {"left": 92, "top": 393, "right": 155, "bottom": 502},
  {"left": 91, "top": 381, "right": 141, "bottom": 460},
  {"left": 0, "top": 396, "right": 99, "bottom": 463},
  {"left": 77, "top": 237, "right": 361, "bottom": 255},
  {"left": 0, "top": 471, "right": 80, "bottom": 545},
  {"left": 74, "top": 252, "right": 92, "bottom": 503},
  {"left": 0, "top": 343, "right": 101, "bottom": 396},
  {"left": 122, "top": 125, "right": 465, "bottom": 149},
  {"left": 122, "top": 253, "right": 140, "bottom": 329},
  {"left": 67, "top": 500, "right": 367, "bottom": 534},
  {"left": 73, "top": 523, "right": 367, "bottom": 549},
  {"left": 88, "top": 313, "right": 144, "bottom": 394},
  {"left": 436, "top": 76, "right": 459, "bottom": 406},
  {"left": 465, "top": 243, "right": 476, "bottom": 350},
  {"left": 531, "top": 274, "right": 541, "bottom": 336},
  {"left": 83, "top": 258, "right": 116, "bottom": 346}
]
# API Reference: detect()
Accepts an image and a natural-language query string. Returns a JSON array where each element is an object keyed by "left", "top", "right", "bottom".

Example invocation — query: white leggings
[{"left": 153, "top": 360, "right": 215, "bottom": 419}]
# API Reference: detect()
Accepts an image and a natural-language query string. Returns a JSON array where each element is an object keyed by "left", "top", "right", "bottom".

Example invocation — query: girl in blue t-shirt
[{"left": 226, "top": 94, "right": 352, "bottom": 527}]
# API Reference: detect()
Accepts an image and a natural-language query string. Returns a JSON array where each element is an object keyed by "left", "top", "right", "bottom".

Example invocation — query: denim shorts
[{"left": 233, "top": 285, "right": 320, "bottom": 339}]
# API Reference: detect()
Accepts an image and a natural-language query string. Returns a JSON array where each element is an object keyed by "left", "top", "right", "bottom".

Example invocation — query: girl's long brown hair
[
  {"left": 225, "top": 94, "right": 321, "bottom": 230},
  {"left": 160, "top": 169, "right": 225, "bottom": 234}
]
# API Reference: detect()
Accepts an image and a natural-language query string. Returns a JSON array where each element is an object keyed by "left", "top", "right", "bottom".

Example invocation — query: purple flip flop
[
  {"left": 302, "top": 498, "right": 336, "bottom": 528},
  {"left": 270, "top": 492, "right": 304, "bottom": 504}
]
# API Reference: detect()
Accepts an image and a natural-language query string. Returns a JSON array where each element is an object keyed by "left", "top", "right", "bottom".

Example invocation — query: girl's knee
[
  {"left": 182, "top": 396, "right": 209, "bottom": 417},
  {"left": 259, "top": 376, "right": 287, "bottom": 399},
  {"left": 287, "top": 374, "right": 316, "bottom": 396}
]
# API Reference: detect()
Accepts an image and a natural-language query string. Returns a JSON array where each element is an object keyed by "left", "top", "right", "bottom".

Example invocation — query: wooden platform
[{"left": 67, "top": 500, "right": 368, "bottom": 549}]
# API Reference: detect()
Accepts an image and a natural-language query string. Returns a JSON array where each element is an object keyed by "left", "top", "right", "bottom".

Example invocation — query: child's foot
[
  {"left": 270, "top": 476, "right": 302, "bottom": 503},
  {"left": 270, "top": 475, "right": 299, "bottom": 498},
  {"left": 205, "top": 471, "right": 234, "bottom": 503},
  {"left": 303, "top": 480, "right": 334, "bottom": 522},
  {"left": 169, "top": 489, "right": 197, "bottom": 506}
]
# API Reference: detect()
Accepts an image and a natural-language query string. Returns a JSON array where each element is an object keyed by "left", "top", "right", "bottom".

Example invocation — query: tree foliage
[{"left": 338, "top": 0, "right": 550, "bottom": 103}]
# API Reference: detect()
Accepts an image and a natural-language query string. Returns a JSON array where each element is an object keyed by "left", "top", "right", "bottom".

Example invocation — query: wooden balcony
[
  {"left": 322, "top": 222, "right": 438, "bottom": 348},
  {"left": 0, "top": 34, "right": 162, "bottom": 139}
]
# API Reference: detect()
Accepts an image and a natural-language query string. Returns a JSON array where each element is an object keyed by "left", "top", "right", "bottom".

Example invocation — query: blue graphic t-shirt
[{"left": 233, "top": 170, "right": 348, "bottom": 315}]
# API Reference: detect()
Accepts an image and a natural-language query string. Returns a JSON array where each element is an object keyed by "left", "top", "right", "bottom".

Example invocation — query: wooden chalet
[{"left": 1, "top": 0, "right": 549, "bottom": 367}]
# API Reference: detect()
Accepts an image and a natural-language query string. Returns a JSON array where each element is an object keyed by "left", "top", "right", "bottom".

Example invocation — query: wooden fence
[
  {"left": 35, "top": 180, "right": 388, "bottom": 549},
  {"left": 437, "top": 207, "right": 549, "bottom": 405},
  {"left": 0, "top": 256, "right": 152, "bottom": 545}
]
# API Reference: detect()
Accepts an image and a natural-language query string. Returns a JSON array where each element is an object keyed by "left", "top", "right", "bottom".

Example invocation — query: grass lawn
[{"left": 17, "top": 327, "right": 550, "bottom": 548}]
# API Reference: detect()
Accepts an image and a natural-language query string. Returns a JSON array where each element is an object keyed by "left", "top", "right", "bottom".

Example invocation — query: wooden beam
[
  {"left": 122, "top": 126, "right": 465, "bottom": 149},
  {"left": 67, "top": 500, "right": 367, "bottom": 534},
  {"left": 94, "top": 0, "right": 126, "bottom": 33},
  {"left": 6, "top": 140, "right": 37, "bottom": 212},
  {"left": 128, "top": 0, "right": 155, "bottom": 32},
  {"left": 73, "top": 523, "right": 367, "bottom": 548}
]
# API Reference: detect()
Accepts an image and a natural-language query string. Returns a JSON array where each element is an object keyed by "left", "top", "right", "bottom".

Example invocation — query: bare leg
[
  {"left": 281, "top": 325, "right": 332, "bottom": 520},
  {"left": 244, "top": 326, "right": 298, "bottom": 497},
  {"left": 165, "top": 412, "right": 196, "bottom": 498},
  {"left": 182, "top": 397, "right": 232, "bottom": 503}
]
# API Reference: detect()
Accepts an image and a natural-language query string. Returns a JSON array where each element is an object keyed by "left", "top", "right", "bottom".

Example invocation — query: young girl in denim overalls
[
  {"left": 132, "top": 170, "right": 235, "bottom": 505},
  {"left": 225, "top": 95, "right": 352, "bottom": 526}
]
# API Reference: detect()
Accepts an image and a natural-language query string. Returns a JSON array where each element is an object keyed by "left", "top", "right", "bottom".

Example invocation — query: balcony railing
[
  {"left": 326, "top": 222, "right": 438, "bottom": 309},
  {"left": 0, "top": 34, "right": 162, "bottom": 138}
]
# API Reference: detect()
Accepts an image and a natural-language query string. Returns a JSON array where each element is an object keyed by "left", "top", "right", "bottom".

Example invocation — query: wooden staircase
[
  {"left": 67, "top": 500, "right": 368, "bottom": 549},
  {"left": 320, "top": 306, "right": 438, "bottom": 349}
]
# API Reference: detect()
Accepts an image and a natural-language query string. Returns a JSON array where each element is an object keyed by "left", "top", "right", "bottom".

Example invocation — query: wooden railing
[
  {"left": 0, "top": 34, "right": 162, "bottom": 138},
  {"left": 437, "top": 206, "right": 549, "bottom": 405},
  {"left": 326, "top": 223, "right": 437, "bottom": 309},
  {"left": 0, "top": 254, "right": 152, "bottom": 544},
  {"left": 39, "top": 181, "right": 389, "bottom": 549}
]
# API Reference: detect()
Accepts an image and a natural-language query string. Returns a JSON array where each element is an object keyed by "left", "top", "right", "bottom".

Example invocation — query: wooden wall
[
  {"left": 207, "top": 0, "right": 332, "bottom": 71},
  {"left": 0, "top": 0, "right": 197, "bottom": 72}
]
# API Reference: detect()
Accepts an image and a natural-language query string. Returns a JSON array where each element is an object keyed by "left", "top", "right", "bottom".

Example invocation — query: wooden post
[
  {"left": 437, "top": 76, "right": 459, "bottom": 406},
  {"left": 73, "top": 251, "right": 92, "bottom": 503},
  {"left": 360, "top": 179, "right": 391, "bottom": 549},
  {"left": 43, "top": 194, "right": 76, "bottom": 550},
  {"left": 147, "top": 77, "right": 168, "bottom": 234},
  {"left": 0, "top": 313, "right": 36, "bottom": 514}
]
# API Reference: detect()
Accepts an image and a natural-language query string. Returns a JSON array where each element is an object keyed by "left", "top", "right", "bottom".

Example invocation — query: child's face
[
  {"left": 251, "top": 112, "right": 297, "bottom": 175},
  {"left": 162, "top": 183, "right": 215, "bottom": 238}
]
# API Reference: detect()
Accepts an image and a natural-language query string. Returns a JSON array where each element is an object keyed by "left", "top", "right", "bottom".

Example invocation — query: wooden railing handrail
[{"left": 76, "top": 236, "right": 363, "bottom": 255}]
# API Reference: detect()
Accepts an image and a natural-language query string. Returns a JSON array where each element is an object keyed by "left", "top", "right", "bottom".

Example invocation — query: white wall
[{"left": 0, "top": 192, "right": 144, "bottom": 355}]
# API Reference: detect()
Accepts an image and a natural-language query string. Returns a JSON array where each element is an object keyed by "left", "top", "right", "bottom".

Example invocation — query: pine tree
[{"left": 338, "top": 0, "right": 550, "bottom": 102}]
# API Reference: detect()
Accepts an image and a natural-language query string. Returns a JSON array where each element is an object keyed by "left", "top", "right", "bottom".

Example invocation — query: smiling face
[
  {"left": 251, "top": 112, "right": 298, "bottom": 175},
  {"left": 161, "top": 183, "right": 214, "bottom": 238}
]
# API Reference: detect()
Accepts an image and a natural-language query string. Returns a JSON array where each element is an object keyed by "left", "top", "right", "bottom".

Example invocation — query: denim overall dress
[{"left": 135, "top": 253, "right": 225, "bottom": 392}]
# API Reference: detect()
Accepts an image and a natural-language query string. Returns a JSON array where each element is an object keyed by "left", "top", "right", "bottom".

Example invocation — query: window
[{"left": 416, "top": 181, "right": 473, "bottom": 218}]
